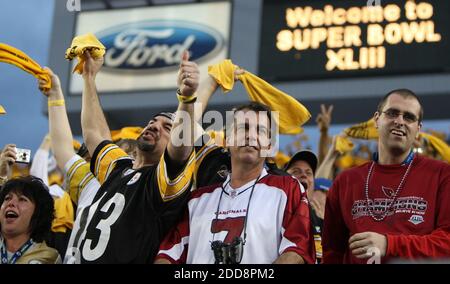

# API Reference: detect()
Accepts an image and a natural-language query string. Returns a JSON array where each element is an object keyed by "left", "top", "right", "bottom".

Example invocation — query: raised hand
[
  {"left": 316, "top": 104, "right": 334, "bottom": 132},
  {"left": 177, "top": 51, "right": 199, "bottom": 98},
  {"left": 82, "top": 51, "right": 104, "bottom": 80},
  {"left": 0, "top": 144, "right": 17, "bottom": 179},
  {"left": 39, "top": 67, "right": 62, "bottom": 98}
]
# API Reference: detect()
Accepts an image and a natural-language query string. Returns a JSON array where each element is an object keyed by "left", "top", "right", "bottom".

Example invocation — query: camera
[
  {"left": 211, "top": 237, "right": 244, "bottom": 264},
  {"left": 15, "top": 148, "right": 31, "bottom": 164}
]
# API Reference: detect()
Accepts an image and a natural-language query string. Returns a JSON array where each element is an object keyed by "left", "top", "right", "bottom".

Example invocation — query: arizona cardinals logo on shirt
[{"left": 381, "top": 186, "right": 395, "bottom": 198}]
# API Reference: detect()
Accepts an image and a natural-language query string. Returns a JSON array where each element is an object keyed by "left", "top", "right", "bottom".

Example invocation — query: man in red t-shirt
[{"left": 322, "top": 89, "right": 450, "bottom": 264}]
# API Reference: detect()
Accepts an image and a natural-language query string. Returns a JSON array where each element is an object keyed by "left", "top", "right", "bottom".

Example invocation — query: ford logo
[{"left": 96, "top": 20, "right": 225, "bottom": 72}]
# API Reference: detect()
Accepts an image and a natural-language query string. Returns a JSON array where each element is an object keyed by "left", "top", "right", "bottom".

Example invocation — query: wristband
[{"left": 48, "top": 99, "right": 65, "bottom": 107}]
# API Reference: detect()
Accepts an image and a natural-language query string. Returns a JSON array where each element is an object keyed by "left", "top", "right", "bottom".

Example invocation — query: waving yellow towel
[
  {"left": 335, "top": 118, "right": 379, "bottom": 153},
  {"left": 420, "top": 132, "right": 450, "bottom": 163},
  {"left": 208, "top": 60, "right": 311, "bottom": 135},
  {"left": 111, "top": 126, "right": 144, "bottom": 142},
  {"left": 335, "top": 136, "right": 355, "bottom": 154},
  {"left": 65, "top": 33, "right": 106, "bottom": 74},
  {"left": 0, "top": 43, "right": 51, "bottom": 94},
  {"left": 344, "top": 118, "right": 379, "bottom": 140}
]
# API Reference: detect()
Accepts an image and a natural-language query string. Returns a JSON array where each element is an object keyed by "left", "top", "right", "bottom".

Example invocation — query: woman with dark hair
[{"left": 0, "top": 176, "right": 61, "bottom": 264}]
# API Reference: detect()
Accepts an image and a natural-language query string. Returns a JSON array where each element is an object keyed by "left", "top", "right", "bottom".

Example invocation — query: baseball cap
[
  {"left": 284, "top": 150, "right": 318, "bottom": 174},
  {"left": 314, "top": 177, "right": 332, "bottom": 192}
]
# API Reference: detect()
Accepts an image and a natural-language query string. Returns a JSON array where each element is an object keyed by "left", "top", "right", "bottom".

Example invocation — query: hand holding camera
[
  {"left": 1, "top": 144, "right": 19, "bottom": 181},
  {"left": 15, "top": 148, "right": 31, "bottom": 164}
]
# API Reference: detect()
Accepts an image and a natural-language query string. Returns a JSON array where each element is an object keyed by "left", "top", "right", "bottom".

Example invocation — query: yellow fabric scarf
[
  {"left": 0, "top": 43, "right": 51, "bottom": 98},
  {"left": 335, "top": 136, "right": 355, "bottom": 154},
  {"left": 335, "top": 118, "right": 379, "bottom": 153},
  {"left": 420, "top": 132, "right": 450, "bottom": 163},
  {"left": 65, "top": 33, "right": 106, "bottom": 74},
  {"left": 343, "top": 118, "right": 379, "bottom": 140},
  {"left": 111, "top": 126, "right": 144, "bottom": 142},
  {"left": 208, "top": 60, "right": 311, "bottom": 134}
]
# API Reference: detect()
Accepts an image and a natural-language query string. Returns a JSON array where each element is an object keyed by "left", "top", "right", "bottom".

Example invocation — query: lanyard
[
  {"left": 372, "top": 150, "right": 415, "bottom": 166},
  {"left": 1, "top": 239, "right": 34, "bottom": 264}
]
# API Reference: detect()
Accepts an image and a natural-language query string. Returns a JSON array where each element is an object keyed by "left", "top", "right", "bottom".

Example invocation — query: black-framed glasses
[{"left": 382, "top": 109, "right": 419, "bottom": 123}]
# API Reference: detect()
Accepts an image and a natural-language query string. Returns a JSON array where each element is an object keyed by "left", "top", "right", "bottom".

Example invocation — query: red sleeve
[
  {"left": 387, "top": 168, "right": 450, "bottom": 258},
  {"left": 279, "top": 178, "right": 316, "bottom": 264},
  {"left": 322, "top": 176, "right": 350, "bottom": 264},
  {"left": 155, "top": 209, "right": 190, "bottom": 264}
]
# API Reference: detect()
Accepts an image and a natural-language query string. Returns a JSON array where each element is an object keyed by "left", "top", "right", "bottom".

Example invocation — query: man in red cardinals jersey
[
  {"left": 155, "top": 102, "right": 315, "bottom": 264},
  {"left": 322, "top": 89, "right": 450, "bottom": 264}
]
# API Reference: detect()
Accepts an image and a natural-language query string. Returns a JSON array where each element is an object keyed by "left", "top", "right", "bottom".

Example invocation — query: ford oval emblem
[{"left": 96, "top": 20, "right": 225, "bottom": 73}]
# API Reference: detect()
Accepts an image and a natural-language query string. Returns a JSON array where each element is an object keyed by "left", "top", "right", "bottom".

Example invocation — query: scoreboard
[{"left": 259, "top": 0, "right": 450, "bottom": 81}]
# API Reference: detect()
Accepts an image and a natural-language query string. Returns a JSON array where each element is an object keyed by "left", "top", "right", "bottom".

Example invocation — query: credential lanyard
[{"left": 1, "top": 239, "right": 33, "bottom": 264}]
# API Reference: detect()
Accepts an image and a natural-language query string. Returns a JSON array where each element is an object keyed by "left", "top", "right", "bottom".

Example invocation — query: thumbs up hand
[{"left": 177, "top": 50, "right": 199, "bottom": 98}]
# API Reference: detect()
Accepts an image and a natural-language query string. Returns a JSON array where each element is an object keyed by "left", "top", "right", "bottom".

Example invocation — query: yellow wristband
[
  {"left": 176, "top": 89, "right": 197, "bottom": 104},
  {"left": 48, "top": 99, "right": 65, "bottom": 107}
]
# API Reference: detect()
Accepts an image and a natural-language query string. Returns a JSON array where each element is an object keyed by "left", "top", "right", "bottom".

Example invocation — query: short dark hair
[
  {"left": 227, "top": 101, "right": 276, "bottom": 134},
  {"left": 0, "top": 176, "right": 54, "bottom": 242},
  {"left": 377, "top": 89, "right": 423, "bottom": 122}
]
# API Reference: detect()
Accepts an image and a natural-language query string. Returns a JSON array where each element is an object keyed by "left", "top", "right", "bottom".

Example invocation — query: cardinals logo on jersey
[{"left": 381, "top": 186, "right": 395, "bottom": 198}]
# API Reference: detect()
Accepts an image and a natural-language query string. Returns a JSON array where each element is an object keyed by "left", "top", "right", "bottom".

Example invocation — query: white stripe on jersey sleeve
[
  {"left": 158, "top": 236, "right": 190, "bottom": 263},
  {"left": 278, "top": 227, "right": 298, "bottom": 256}
]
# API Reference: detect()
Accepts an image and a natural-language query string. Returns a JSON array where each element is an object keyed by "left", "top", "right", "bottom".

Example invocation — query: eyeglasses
[{"left": 382, "top": 109, "right": 419, "bottom": 123}]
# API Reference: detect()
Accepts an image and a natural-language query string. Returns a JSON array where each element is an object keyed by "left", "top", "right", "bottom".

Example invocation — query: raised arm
[
  {"left": 80, "top": 52, "right": 111, "bottom": 156},
  {"left": 39, "top": 68, "right": 75, "bottom": 171},
  {"left": 0, "top": 144, "right": 16, "bottom": 186},
  {"left": 315, "top": 135, "right": 340, "bottom": 180},
  {"left": 29, "top": 134, "right": 51, "bottom": 185},
  {"left": 166, "top": 51, "right": 200, "bottom": 164},
  {"left": 316, "top": 104, "right": 333, "bottom": 165}
]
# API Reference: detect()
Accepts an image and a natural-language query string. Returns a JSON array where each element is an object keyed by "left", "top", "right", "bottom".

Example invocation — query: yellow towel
[
  {"left": 274, "top": 151, "right": 291, "bottom": 169},
  {"left": 111, "top": 126, "right": 144, "bottom": 142},
  {"left": 343, "top": 118, "right": 379, "bottom": 140},
  {"left": 0, "top": 105, "right": 5, "bottom": 115},
  {"left": 51, "top": 192, "right": 74, "bottom": 233},
  {"left": 0, "top": 43, "right": 51, "bottom": 97},
  {"left": 420, "top": 132, "right": 450, "bottom": 163},
  {"left": 337, "top": 118, "right": 379, "bottom": 153},
  {"left": 65, "top": 33, "right": 106, "bottom": 74},
  {"left": 208, "top": 60, "right": 311, "bottom": 135},
  {"left": 335, "top": 136, "right": 355, "bottom": 154}
]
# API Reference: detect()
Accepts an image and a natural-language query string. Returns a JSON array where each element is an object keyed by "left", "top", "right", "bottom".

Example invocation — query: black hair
[
  {"left": 226, "top": 101, "right": 276, "bottom": 134},
  {"left": 377, "top": 89, "right": 423, "bottom": 122},
  {"left": 0, "top": 176, "right": 54, "bottom": 242}
]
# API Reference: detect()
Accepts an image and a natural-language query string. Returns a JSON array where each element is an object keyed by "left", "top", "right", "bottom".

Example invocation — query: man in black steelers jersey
[{"left": 66, "top": 51, "right": 199, "bottom": 264}]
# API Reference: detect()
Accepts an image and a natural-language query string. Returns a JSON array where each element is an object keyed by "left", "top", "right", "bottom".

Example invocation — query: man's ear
[
  {"left": 373, "top": 112, "right": 380, "bottom": 129},
  {"left": 417, "top": 122, "right": 422, "bottom": 137}
]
